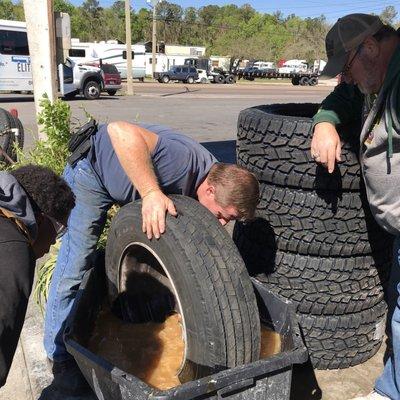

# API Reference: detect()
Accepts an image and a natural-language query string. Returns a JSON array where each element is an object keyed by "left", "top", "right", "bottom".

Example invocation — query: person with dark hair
[
  {"left": 0, "top": 164, "right": 74, "bottom": 388},
  {"left": 310, "top": 13, "right": 400, "bottom": 400},
  {"left": 42, "top": 121, "right": 259, "bottom": 397}
]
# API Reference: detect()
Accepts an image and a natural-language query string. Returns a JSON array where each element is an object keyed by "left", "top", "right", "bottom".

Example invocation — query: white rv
[
  {"left": 69, "top": 39, "right": 146, "bottom": 80},
  {"left": 278, "top": 59, "right": 308, "bottom": 74},
  {"left": 0, "top": 19, "right": 32, "bottom": 91}
]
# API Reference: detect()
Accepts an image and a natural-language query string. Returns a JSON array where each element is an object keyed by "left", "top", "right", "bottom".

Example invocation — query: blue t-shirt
[{"left": 87, "top": 123, "right": 217, "bottom": 205}]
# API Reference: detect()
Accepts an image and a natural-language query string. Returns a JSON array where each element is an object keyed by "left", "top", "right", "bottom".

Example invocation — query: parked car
[
  {"left": 100, "top": 63, "right": 122, "bottom": 96},
  {"left": 155, "top": 65, "right": 199, "bottom": 84}
]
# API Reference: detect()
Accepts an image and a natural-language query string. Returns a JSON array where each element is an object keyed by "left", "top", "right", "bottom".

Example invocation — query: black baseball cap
[{"left": 322, "top": 13, "right": 384, "bottom": 78}]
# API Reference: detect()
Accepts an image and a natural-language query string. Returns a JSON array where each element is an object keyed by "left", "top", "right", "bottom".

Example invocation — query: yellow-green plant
[{"left": 13, "top": 94, "right": 71, "bottom": 174}]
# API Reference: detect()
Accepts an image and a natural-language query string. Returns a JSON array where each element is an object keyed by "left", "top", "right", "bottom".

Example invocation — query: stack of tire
[
  {"left": 233, "top": 103, "right": 392, "bottom": 369},
  {"left": 0, "top": 108, "right": 24, "bottom": 163}
]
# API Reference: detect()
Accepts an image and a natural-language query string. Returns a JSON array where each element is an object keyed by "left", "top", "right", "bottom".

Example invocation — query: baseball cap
[{"left": 321, "top": 13, "right": 384, "bottom": 78}]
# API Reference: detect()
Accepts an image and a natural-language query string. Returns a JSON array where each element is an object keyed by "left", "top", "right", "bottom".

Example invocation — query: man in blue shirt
[{"left": 41, "top": 121, "right": 259, "bottom": 398}]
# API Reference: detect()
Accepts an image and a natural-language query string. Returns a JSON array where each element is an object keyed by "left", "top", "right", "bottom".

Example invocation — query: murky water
[{"left": 88, "top": 308, "right": 281, "bottom": 390}]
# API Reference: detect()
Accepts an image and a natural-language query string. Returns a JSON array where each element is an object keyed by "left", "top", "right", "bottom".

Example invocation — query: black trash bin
[{"left": 64, "top": 267, "right": 308, "bottom": 400}]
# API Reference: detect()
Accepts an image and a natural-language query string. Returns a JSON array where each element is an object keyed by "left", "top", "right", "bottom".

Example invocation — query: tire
[
  {"left": 299, "top": 300, "right": 387, "bottom": 369},
  {"left": 291, "top": 77, "right": 300, "bottom": 86},
  {"left": 139, "top": 77, "right": 145, "bottom": 82},
  {"left": 309, "top": 77, "right": 318, "bottom": 86},
  {"left": 0, "top": 108, "right": 21, "bottom": 162},
  {"left": 83, "top": 81, "right": 100, "bottom": 100},
  {"left": 107, "top": 90, "right": 117, "bottom": 96},
  {"left": 162, "top": 75, "right": 170, "bottom": 84},
  {"left": 254, "top": 184, "right": 391, "bottom": 257},
  {"left": 233, "top": 221, "right": 391, "bottom": 312},
  {"left": 200, "top": 77, "right": 208, "bottom": 84},
  {"left": 186, "top": 76, "right": 195, "bottom": 84},
  {"left": 214, "top": 74, "right": 225, "bottom": 84},
  {"left": 225, "top": 75, "right": 236, "bottom": 84},
  {"left": 105, "top": 195, "right": 261, "bottom": 382},
  {"left": 237, "top": 103, "right": 361, "bottom": 191},
  {"left": 299, "top": 76, "right": 309, "bottom": 85},
  {"left": 11, "top": 115, "right": 24, "bottom": 150}
]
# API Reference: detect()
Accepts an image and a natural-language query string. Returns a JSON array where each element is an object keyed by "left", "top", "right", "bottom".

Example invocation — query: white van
[
  {"left": 0, "top": 19, "right": 32, "bottom": 91},
  {"left": 69, "top": 39, "right": 146, "bottom": 80}
]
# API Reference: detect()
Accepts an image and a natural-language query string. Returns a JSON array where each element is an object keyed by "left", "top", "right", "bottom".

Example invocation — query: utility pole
[
  {"left": 147, "top": 0, "right": 162, "bottom": 79},
  {"left": 125, "top": 0, "right": 133, "bottom": 95},
  {"left": 23, "top": 0, "right": 58, "bottom": 139}
]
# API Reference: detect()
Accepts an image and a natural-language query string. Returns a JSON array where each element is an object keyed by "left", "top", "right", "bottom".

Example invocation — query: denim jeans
[
  {"left": 44, "top": 158, "right": 113, "bottom": 362},
  {"left": 376, "top": 235, "right": 400, "bottom": 399}
]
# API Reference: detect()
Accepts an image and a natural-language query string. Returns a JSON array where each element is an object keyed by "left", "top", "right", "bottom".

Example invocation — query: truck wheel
[
  {"left": 105, "top": 195, "right": 261, "bottom": 383},
  {"left": 299, "top": 76, "right": 309, "bottom": 85},
  {"left": 83, "top": 81, "right": 100, "bottom": 100},
  {"left": 107, "top": 90, "right": 117, "bottom": 96},
  {"left": 0, "top": 108, "right": 23, "bottom": 163},
  {"left": 309, "top": 77, "right": 318, "bottom": 86},
  {"left": 225, "top": 74, "right": 236, "bottom": 84},
  {"left": 162, "top": 75, "right": 170, "bottom": 84},
  {"left": 214, "top": 75, "right": 225, "bottom": 84},
  {"left": 186, "top": 76, "right": 195, "bottom": 84},
  {"left": 291, "top": 77, "right": 300, "bottom": 85},
  {"left": 200, "top": 77, "right": 208, "bottom": 84}
]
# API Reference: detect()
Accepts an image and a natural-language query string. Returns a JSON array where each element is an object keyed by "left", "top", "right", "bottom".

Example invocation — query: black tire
[
  {"left": 162, "top": 75, "right": 170, "bottom": 84},
  {"left": 214, "top": 74, "right": 225, "bottom": 84},
  {"left": 225, "top": 75, "right": 236, "bottom": 84},
  {"left": 299, "top": 300, "right": 387, "bottom": 369},
  {"left": 309, "top": 77, "right": 318, "bottom": 86},
  {"left": 0, "top": 108, "right": 21, "bottom": 162},
  {"left": 186, "top": 76, "right": 195, "bottom": 84},
  {"left": 83, "top": 80, "right": 101, "bottom": 100},
  {"left": 237, "top": 103, "right": 361, "bottom": 191},
  {"left": 107, "top": 90, "right": 117, "bottom": 96},
  {"left": 299, "top": 76, "right": 309, "bottom": 85},
  {"left": 255, "top": 184, "right": 391, "bottom": 257},
  {"left": 233, "top": 221, "right": 391, "bottom": 314},
  {"left": 11, "top": 115, "right": 24, "bottom": 150},
  {"left": 139, "top": 77, "right": 145, "bottom": 82},
  {"left": 200, "top": 77, "right": 208, "bottom": 84},
  {"left": 105, "top": 195, "right": 261, "bottom": 382},
  {"left": 291, "top": 77, "right": 300, "bottom": 85}
]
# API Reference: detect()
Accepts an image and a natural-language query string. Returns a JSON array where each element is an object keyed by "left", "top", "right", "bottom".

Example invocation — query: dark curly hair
[{"left": 10, "top": 164, "right": 75, "bottom": 224}]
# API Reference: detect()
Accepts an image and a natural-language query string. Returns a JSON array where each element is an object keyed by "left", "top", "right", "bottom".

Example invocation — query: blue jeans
[
  {"left": 44, "top": 158, "right": 113, "bottom": 362},
  {"left": 376, "top": 235, "right": 400, "bottom": 399}
]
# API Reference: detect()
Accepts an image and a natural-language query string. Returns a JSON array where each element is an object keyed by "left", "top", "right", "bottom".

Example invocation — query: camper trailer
[{"left": 69, "top": 39, "right": 146, "bottom": 80}]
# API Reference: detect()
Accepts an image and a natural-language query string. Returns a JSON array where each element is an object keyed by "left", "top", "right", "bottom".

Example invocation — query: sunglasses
[
  {"left": 341, "top": 44, "right": 363, "bottom": 76},
  {"left": 46, "top": 214, "right": 67, "bottom": 239}
]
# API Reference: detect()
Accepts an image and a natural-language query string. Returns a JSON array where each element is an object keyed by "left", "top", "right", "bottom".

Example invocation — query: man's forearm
[{"left": 107, "top": 122, "right": 161, "bottom": 197}]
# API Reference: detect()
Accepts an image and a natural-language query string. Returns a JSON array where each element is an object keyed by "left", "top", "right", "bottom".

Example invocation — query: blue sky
[{"left": 69, "top": 0, "right": 400, "bottom": 22}]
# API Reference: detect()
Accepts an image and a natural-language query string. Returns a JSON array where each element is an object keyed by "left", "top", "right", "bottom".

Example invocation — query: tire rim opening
[{"left": 116, "top": 242, "right": 188, "bottom": 376}]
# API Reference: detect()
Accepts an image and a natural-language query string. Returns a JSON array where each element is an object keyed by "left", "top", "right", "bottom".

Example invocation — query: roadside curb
[{"left": 20, "top": 298, "right": 53, "bottom": 399}]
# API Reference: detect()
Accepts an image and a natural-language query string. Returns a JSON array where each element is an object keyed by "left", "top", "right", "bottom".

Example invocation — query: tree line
[{"left": 1, "top": 1, "right": 398, "bottom": 63}]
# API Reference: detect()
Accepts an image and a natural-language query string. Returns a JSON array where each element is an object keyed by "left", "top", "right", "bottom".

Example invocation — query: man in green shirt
[{"left": 311, "top": 14, "right": 400, "bottom": 400}]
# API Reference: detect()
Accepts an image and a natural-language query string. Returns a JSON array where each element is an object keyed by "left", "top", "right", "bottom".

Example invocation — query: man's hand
[
  {"left": 310, "top": 122, "right": 342, "bottom": 173},
  {"left": 141, "top": 189, "right": 177, "bottom": 240}
]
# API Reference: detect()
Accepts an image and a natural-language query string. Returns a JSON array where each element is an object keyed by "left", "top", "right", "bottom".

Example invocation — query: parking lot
[{"left": 0, "top": 82, "right": 333, "bottom": 148}]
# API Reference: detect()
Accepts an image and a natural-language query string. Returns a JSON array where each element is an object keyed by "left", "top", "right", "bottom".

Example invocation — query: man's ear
[
  {"left": 363, "top": 36, "right": 380, "bottom": 59},
  {"left": 205, "top": 183, "right": 216, "bottom": 197}
]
